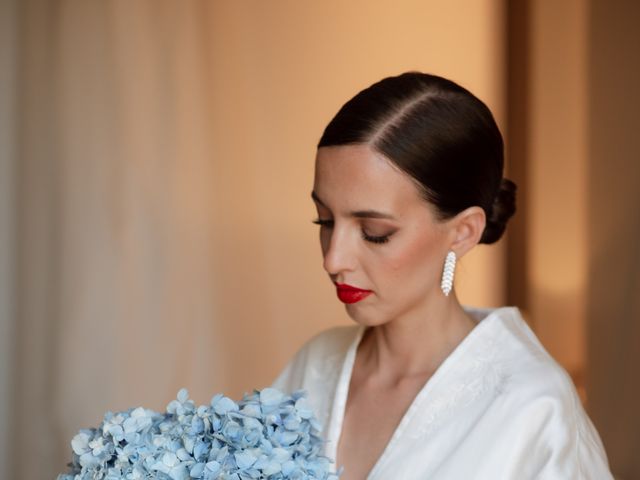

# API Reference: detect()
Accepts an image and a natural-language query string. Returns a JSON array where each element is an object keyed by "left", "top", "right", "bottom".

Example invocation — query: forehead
[{"left": 313, "top": 144, "right": 427, "bottom": 214}]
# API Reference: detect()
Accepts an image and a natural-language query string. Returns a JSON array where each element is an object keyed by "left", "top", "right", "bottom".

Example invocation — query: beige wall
[
  {"left": 527, "top": 0, "right": 588, "bottom": 385},
  {"left": 587, "top": 1, "right": 640, "bottom": 478}
]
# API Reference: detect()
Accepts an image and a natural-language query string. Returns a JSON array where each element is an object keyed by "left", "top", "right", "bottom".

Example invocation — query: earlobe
[{"left": 450, "top": 207, "right": 486, "bottom": 257}]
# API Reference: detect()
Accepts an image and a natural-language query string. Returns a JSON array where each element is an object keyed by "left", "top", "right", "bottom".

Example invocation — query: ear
[{"left": 447, "top": 206, "right": 486, "bottom": 258}]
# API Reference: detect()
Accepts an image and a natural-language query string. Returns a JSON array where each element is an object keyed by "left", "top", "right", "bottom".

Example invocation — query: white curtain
[
  {"left": 5, "top": 2, "right": 220, "bottom": 477},
  {"left": 0, "top": 0, "right": 19, "bottom": 475}
]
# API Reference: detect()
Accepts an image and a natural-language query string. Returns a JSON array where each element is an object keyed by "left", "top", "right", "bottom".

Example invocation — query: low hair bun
[{"left": 479, "top": 178, "right": 517, "bottom": 245}]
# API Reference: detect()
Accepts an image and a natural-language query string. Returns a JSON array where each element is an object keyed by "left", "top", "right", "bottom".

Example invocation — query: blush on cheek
[
  {"left": 392, "top": 235, "right": 435, "bottom": 268},
  {"left": 386, "top": 235, "right": 443, "bottom": 284}
]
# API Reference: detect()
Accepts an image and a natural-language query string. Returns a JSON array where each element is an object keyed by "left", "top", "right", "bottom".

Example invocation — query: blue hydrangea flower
[{"left": 58, "top": 388, "right": 339, "bottom": 479}]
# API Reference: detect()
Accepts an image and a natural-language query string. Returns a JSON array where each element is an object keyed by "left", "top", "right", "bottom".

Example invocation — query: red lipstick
[{"left": 334, "top": 282, "right": 373, "bottom": 304}]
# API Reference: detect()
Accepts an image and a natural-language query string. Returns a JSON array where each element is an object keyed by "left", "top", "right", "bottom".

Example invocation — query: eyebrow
[{"left": 311, "top": 191, "right": 398, "bottom": 220}]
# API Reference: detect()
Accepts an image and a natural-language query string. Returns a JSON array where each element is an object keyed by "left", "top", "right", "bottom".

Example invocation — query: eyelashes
[
  {"left": 363, "top": 233, "right": 391, "bottom": 244},
  {"left": 311, "top": 218, "right": 333, "bottom": 227},
  {"left": 312, "top": 218, "right": 392, "bottom": 245}
]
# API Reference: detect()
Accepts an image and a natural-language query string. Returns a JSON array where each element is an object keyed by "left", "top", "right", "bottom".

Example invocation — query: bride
[{"left": 273, "top": 72, "right": 612, "bottom": 479}]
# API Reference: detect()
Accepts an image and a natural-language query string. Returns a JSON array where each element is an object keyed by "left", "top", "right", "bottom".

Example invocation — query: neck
[{"left": 357, "top": 290, "right": 477, "bottom": 381}]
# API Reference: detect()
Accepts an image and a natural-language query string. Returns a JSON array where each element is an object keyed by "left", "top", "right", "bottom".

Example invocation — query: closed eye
[
  {"left": 362, "top": 232, "right": 391, "bottom": 244},
  {"left": 312, "top": 218, "right": 334, "bottom": 227},
  {"left": 312, "top": 218, "right": 393, "bottom": 245}
]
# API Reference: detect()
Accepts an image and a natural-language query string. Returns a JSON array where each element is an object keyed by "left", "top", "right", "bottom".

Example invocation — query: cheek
[{"left": 379, "top": 232, "right": 443, "bottom": 284}]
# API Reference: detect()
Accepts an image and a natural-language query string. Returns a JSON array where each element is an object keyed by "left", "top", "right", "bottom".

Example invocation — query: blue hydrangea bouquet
[{"left": 57, "top": 388, "right": 339, "bottom": 480}]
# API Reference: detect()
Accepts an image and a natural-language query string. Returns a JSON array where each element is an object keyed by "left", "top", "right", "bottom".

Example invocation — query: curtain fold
[
  {"left": 9, "top": 1, "right": 220, "bottom": 477},
  {"left": 0, "top": 0, "right": 19, "bottom": 478}
]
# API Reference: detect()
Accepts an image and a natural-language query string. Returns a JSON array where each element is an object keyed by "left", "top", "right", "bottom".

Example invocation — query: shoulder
[
  {"left": 475, "top": 306, "right": 582, "bottom": 417},
  {"left": 492, "top": 308, "right": 578, "bottom": 401},
  {"left": 271, "top": 325, "right": 360, "bottom": 393},
  {"left": 270, "top": 325, "right": 361, "bottom": 430},
  {"left": 470, "top": 306, "right": 612, "bottom": 477},
  {"left": 294, "top": 324, "right": 361, "bottom": 359}
]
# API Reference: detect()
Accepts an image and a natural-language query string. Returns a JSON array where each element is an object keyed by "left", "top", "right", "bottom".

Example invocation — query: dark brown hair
[{"left": 318, "top": 72, "right": 516, "bottom": 244}]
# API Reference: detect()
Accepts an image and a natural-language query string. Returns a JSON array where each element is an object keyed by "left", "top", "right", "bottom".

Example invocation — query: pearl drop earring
[{"left": 441, "top": 250, "right": 457, "bottom": 296}]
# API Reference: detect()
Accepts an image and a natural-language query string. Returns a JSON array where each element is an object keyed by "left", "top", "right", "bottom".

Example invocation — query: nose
[{"left": 322, "top": 227, "right": 356, "bottom": 276}]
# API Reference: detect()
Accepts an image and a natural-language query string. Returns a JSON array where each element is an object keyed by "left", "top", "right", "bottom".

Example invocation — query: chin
[{"left": 344, "top": 303, "right": 391, "bottom": 327}]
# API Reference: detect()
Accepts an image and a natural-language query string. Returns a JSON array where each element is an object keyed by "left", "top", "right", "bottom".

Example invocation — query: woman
[{"left": 273, "top": 72, "right": 612, "bottom": 479}]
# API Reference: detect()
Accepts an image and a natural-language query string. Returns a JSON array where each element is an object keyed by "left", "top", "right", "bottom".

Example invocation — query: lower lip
[{"left": 336, "top": 288, "right": 372, "bottom": 304}]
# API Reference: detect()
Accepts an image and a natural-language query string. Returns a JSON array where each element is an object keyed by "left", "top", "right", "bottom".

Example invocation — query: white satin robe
[{"left": 272, "top": 306, "right": 613, "bottom": 479}]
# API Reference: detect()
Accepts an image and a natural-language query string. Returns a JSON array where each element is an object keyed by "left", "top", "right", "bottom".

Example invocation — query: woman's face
[{"left": 312, "top": 144, "right": 453, "bottom": 326}]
